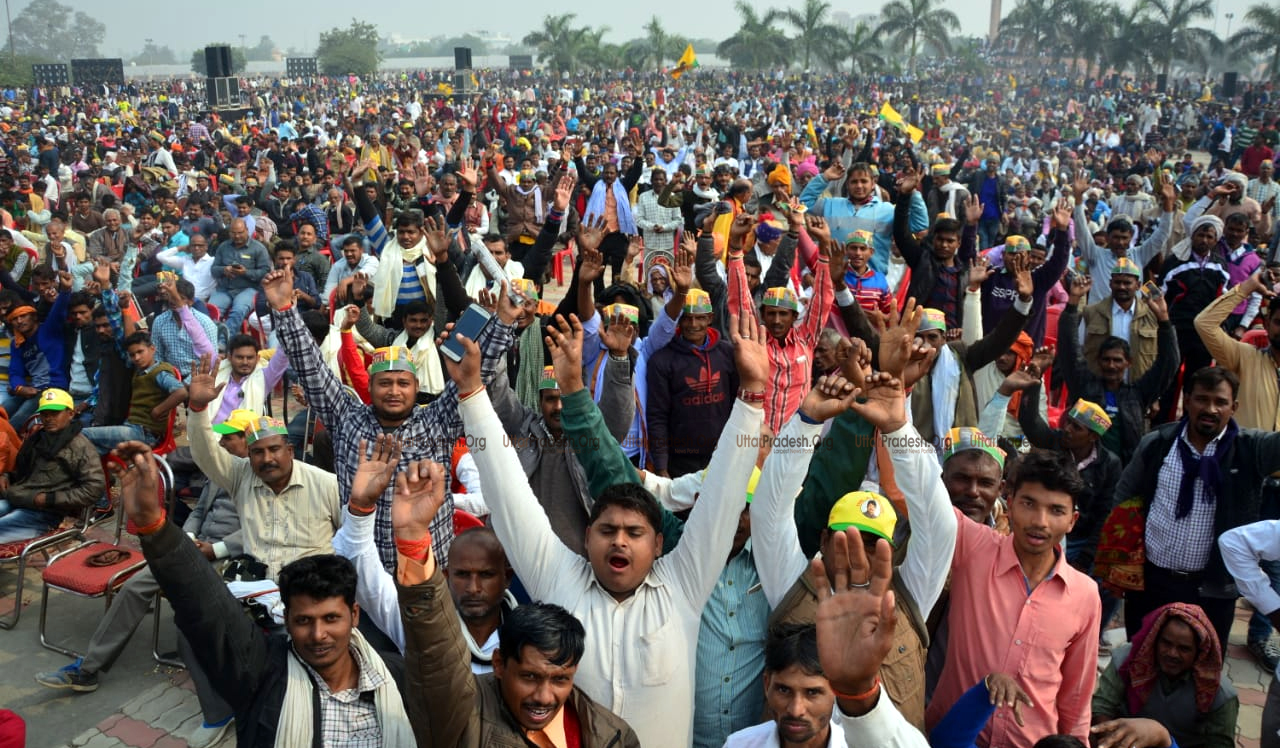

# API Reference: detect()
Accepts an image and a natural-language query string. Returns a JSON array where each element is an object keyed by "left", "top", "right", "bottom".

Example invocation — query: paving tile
[
  {"left": 103, "top": 716, "right": 167, "bottom": 748},
  {"left": 77, "top": 734, "right": 127, "bottom": 748},
  {"left": 1240, "top": 703, "right": 1263, "bottom": 740}
]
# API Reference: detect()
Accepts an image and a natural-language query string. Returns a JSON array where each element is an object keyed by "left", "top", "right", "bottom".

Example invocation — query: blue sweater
[
  {"left": 9, "top": 290, "right": 69, "bottom": 391},
  {"left": 799, "top": 175, "right": 928, "bottom": 275}
]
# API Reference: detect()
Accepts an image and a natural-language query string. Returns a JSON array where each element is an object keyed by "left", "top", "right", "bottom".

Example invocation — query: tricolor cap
[
  {"left": 845, "top": 229, "right": 874, "bottom": 248},
  {"left": 37, "top": 388, "right": 73, "bottom": 412},
  {"left": 919, "top": 308, "right": 947, "bottom": 332},
  {"left": 244, "top": 416, "right": 288, "bottom": 445},
  {"left": 1067, "top": 399, "right": 1112, "bottom": 436},
  {"left": 1004, "top": 235, "right": 1031, "bottom": 253},
  {"left": 539, "top": 365, "right": 559, "bottom": 391},
  {"left": 762, "top": 286, "right": 801, "bottom": 312},
  {"left": 683, "top": 288, "right": 713, "bottom": 315},
  {"left": 942, "top": 426, "right": 1006, "bottom": 468},
  {"left": 602, "top": 303, "right": 640, "bottom": 325},
  {"left": 510, "top": 278, "right": 540, "bottom": 301},
  {"left": 212, "top": 408, "right": 259, "bottom": 435},
  {"left": 931, "top": 162, "right": 952, "bottom": 175},
  {"left": 828, "top": 490, "right": 897, "bottom": 544},
  {"left": 1111, "top": 257, "right": 1141, "bottom": 277},
  {"left": 368, "top": 346, "right": 418, "bottom": 376}
]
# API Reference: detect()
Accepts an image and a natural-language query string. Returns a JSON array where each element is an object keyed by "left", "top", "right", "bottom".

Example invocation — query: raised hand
[
  {"left": 1145, "top": 289, "right": 1169, "bottom": 321},
  {"left": 437, "top": 322, "right": 482, "bottom": 394},
  {"left": 262, "top": 268, "right": 296, "bottom": 312},
  {"left": 577, "top": 214, "right": 609, "bottom": 254},
  {"left": 391, "top": 459, "right": 448, "bottom": 541},
  {"left": 553, "top": 174, "right": 576, "bottom": 212},
  {"left": 92, "top": 258, "right": 112, "bottom": 288},
  {"left": 1159, "top": 178, "right": 1177, "bottom": 211},
  {"left": 878, "top": 298, "right": 924, "bottom": 380},
  {"left": 998, "top": 367, "right": 1042, "bottom": 395},
  {"left": 848, "top": 370, "right": 907, "bottom": 433},
  {"left": 57, "top": 271, "right": 73, "bottom": 292},
  {"left": 671, "top": 243, "right": 693, "bottom": 294},
  {"left": 187, "top": 353, "right": 225, "bottom": 411},
  {"left": 1030, "top": 345, "right": 1055, "bottom": 374},
  {"left": 545, "top": 313, "right": 586, "bottom": 393},
  {"left": 456, "top": 161, "right": 478, "bottom": 191},
  {"left": 350, "top": 435, "right": 402, "bottom": 511},
  {"left": 798, "top": 373, "right": 859, "bottom": 423},
  {"left": 110, "top": 441, "right": 163, "bottom": 531},
  {"left": 578, "top": 242, "right": 606, "bottom": 284},
  {"left": 894, "top": 164, "right": 918, "bottom": 194},
  {"left": 822, "top": 161, "right": 846, "bottom": 183},
  {"left": 901, "top": 337, "right": 938, "bottom": 390},
  {"left": 955, "top": 192, "right": 983, "bottom": 224},
  {"left": 730, "top": 311, "right": 770, "bottom": 394},
  {"left": 1071, "top": 171, "right": 1090, "bottom": 203},
  {"left": 805, "top": 214, "right": 831, "bottom": 253},
  {"left": 1051, "top": 198, "right": 1071, "bottom": 230},
  {"left": 986, "top": 673, "right": 1034, "bottom": 728},
  {"left": 602, "top": 312, "right": 636, "bottom": 357},
  {"left": 967, "top": 255, "right": 994, "bottom": 291},
  {"left": 1008, "top": 252, "right": 1033, "bottom": 300},
  {"left": 1066, "top": 271, "right": 1091, "bottom": 302},
  {"left": 339, "top": 304, "right": 361, "bottom": 332},
  {"left": 729, "top": 212, "right": 754, "bottom": 247},
  {"left": 423, "top": 214, "right": 451, "bottom": 261},
  {"left": 811, "top": 529, "right": 897, "bottom": 715}
]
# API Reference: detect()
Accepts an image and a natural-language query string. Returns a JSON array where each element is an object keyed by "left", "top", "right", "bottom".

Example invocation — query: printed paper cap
[
  {"left": 36, "top": 388, "right": 73, "bottom": 412},
  {"left": 510, "top": 278, "right": 540, "bottom": 301},
  {"left": 845, "top": 229, "right": 875, "bottom": 248},
  {"left": 539, "top": 365, "right": 559, "bottom": 391},
  {"left": 762, "top": 287, "right": 801, "bottom": 312},
  {"left": 244, "top": 416, "right": 288, "bottom": 445},
  {"left": 1111, "top": 257, "right": 1141, "bottom": 277},
  {"left": 919, "top": 308, "right": 947, "bottom": 332},
  {"left": 368, "top": 346, "right": 418, "bottom": 376},
  {"left": 942, "top": 426, "right": 1006, "bottom": 468},
  {"left": 1068, "top": 399, "right": 1112, "bottom": 436},
  {"left": 1004, "top": 235, "right": 1031, "bottom": 253},
  {"left": 683, "top": 288, "right": 713, "bottom": 315},
  {"left": 931, "top": 162, "right": 952, "bottom": 175},
  {"left": 828, "top": 490, "right": 897, "bottom": 544},
  {"left": 602, "top": 303, "right": 640, "bottom": 325}
]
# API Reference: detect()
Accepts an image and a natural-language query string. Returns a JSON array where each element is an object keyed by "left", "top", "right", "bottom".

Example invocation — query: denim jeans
[
  {"left": 978, "top": 217, "right": 1003, "bottom": 250},
  {"left": 0, "top": 500, "right": 62, "bottom": 542},
  {"left": 0, "top": 391, "right": 37, "bottom": 427},
  {"left": 82, "top": 423, "right": 152, "bottom": 456},
  {"left": 207, "top": 287, "right": 258, "bottom": 333},
  {"left": 1249, "top": 559, "right": 1280, "bottom": 644}
]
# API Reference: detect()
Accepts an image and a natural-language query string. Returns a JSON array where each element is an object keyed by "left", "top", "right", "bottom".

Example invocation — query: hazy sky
[{"left": 35, "top": 0, "right": 1244, "bottom": 59}]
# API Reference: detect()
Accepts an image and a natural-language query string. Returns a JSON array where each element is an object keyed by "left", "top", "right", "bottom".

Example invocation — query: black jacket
[
  {"left": 893, "top": 200, "right": 977, "bottom": 329},
  {"left": 1114, "top": 421, "right": 1280, "bottom": 596},
  {"left": 142, "top": 522, "right": 404, "bottom": 748}
]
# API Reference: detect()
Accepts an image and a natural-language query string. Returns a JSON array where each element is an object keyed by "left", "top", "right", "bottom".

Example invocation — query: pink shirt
[{"left": 925, "top": 508, "right": 1101, "bottom": 748}]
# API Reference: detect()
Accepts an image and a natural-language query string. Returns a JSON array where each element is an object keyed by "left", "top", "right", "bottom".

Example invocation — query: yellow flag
[
  {"left": 805, "top": 118, "right": 819, "bottom": 149},
  {"left": 879, "top": 102, "right": 923, "bottom": 143},
  {"left": 671, "top": 44, "right": 698, "bottom": 79}
]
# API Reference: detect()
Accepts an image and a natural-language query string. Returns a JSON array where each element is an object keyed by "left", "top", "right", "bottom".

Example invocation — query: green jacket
[{"left": 793, "top": 411, "right": 877, "bottom": 558}]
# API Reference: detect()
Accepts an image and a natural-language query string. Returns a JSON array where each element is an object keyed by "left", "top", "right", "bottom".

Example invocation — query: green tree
[
  {"left": 784, "top": 0, "right": 839, "bottom": 70},
  {"left": 875, "top": 0, "right": 960, "bottom": 73},
  {"left": 998, "top": 0, "right": 1065, "bottom": 59},
  {"left": 133, "top": 42, "right": 176, "bottom": 65},
  {"left": 246, "top": 35, "right": 277, "bottom": 62},
  {"left": 189, "top": 45, "right": 247, "bottom": 75},
  {"left": 1231, "top": 3, "right": 1280, "bottom": 81},
  {"left": 1138, "top": 0, "right": 1219, "bottom": 78},
  {"left": 717, "top": 1, "right": 791, "bottom": 69},
  {"left": 523, "top": 13, "right": 587, "bottom": 72},
  {"left": 4, "top": 0, "right": 104, "bottom": 60},
  {"left": 818, "top": 22, "right": 885, "bottom": 74},
  {"left": 316, "top": 19, "right": 382, "bottom": 75}
]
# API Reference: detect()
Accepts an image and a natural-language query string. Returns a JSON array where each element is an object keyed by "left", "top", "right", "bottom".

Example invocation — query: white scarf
[
  {"left": 931, "top": 345, "right": 961, "bottom": 455},
  {"left": 393, "top": 329, "right": 445, "bottom": 396},
  {"left": 319, "top": 324, "right": 375, "bottom": 383},
  {"left": 209, "top": 358, "right": 266, "bottom": 419},
  {"left": 939, "top": 181, "right": 965, "bottom": 218},
  {"left": 275, "top": 628, "right": 412, "bottom": 748},
  {"left": 371, "top": 236, "right": 435, "bottom": 319},
  {"left": 464, "top": 259, "right": 523, "bottom": 300},
  {"left": 515, "top": 182, "right": 545, "bottom": 222}
]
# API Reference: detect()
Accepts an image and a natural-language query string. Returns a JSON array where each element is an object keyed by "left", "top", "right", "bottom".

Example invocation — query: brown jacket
[
  {"left": 398, "top": 564, "right": 641, "bottom": 748},
  {"left": 7, "top": 426, "right": 104, "bottom": 512},
  {"left": 768, "top": 570, "right": 929, "bottom": 729},
  {"left": 1082, "top": 296, "right": 1159, "bottom": 382}
]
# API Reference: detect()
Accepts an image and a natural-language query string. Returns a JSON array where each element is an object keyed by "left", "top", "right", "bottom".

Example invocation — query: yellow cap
[
  {"left": 828, "top": 490, "right": 897, "bottom": 544},
  {"left": 37, "top": 388, "right": 74, "bottom": 412},
  {"left": 212, "top": 408, "right": 258, "bottom": 435}
]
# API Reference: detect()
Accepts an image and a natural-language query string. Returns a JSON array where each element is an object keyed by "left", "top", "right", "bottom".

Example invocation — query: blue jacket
[
  {"left": 799, "top": 175, "right": 927, "bottom": 275},
  {"left": 9, "top": 290, "right": 69, "bottom": 391}
]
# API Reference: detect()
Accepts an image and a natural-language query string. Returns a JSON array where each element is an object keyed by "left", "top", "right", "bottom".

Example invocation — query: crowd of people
[{"left": 0, "top": 61, "right": 1279, "bottom": 748}]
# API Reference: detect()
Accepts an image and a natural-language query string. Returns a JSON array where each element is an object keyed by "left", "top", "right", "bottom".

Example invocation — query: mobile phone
[
  {"left": 441, "top": 303, "right": 494, "bottom": 363},
  {"left": 1142, "top": 280, "right": 1162, "bottom": 298}
]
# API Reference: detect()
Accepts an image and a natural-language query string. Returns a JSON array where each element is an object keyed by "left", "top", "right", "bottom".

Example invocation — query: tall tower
[{"left": 989, "top": 0, "right": 1002, "bottom": 43}]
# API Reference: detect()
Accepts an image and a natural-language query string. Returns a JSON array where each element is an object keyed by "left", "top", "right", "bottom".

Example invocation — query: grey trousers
[
  {"left": 1264, "top": 676, "right": 1280, "bottom": 748},
  {"left": 80, "top": 565, "right": 232, "bottom": 724}
]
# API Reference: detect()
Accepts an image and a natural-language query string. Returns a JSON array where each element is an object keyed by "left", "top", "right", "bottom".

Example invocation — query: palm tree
[
  {"left": 1231, "top": 3, "right": 1280, "bottom": 81},
  {"left": 998, "top": 0, "right": 1065, "bottom": 59},
  {"left": 1101, "top": 2, "right": 1154, "bottom": 76},
  {"left": 875, "top": 0, "right": 960, "bottom": 73},
  {"left": 522, "top": 13, "right": 583, "bottom": 73},
  {"left": 1138, "top": 0, "right": 1219, "bottom": 79},
  {"left": 643, "top": 16, "right": 671, "bottom": 67},
  {"left": 817, "top": 22, "right": 885, "bottom": 74},
  {"left": 783, "top": 0, "right": 838, "bottom": 70},
  {"left": 717, "top": 1, "right": 791, "bottom": 69}
]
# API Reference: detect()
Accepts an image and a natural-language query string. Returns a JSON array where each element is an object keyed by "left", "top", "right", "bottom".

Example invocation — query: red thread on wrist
[
  {"left": 738, "top": 389, "right": 766, "bottom": 404},
  {"left": 273, "top": 303, "right": 294, "bottom": 313},
  {"left": 348, "top": 503, "right": 377, "bottom": 516},
  {"left": 129, "top": 509, "right": 167, "bottom": 536},
  {"left": 830, "top": 676, "right": 880, "bottom": 702},
  {"left": 459, "top": 385, "right": 485, "bottom": 402},
  {"left": 395, "top": 536, "right": 432, "bottom": 562}
]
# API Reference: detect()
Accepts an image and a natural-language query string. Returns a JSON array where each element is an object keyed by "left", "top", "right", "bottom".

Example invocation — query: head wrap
[
  {"left": 919, "top": 308, "right": 947, "bottom": 332},
  {"left": 368, "top": 346, "right": 418, "bottom": 376},
  {"left": 762, "top": 287, "right": 801, "bottom": 312},
  {"left": 1111, "top": 257, "right": 1141, "bottom": 277},
  {"left": 828, "top": 491, "right": 897, "bottom": 545},
  {"left": 683, "top": 288, "right": 713, "bottom": 315},
  {"left": 538, "top": 365, "right": 558, "bottom": 391},
  {"left": 755, "top": 213, "right": 786, "bottom": 244},
  {"left": 1222, "top": 171, "right": 1248, "bottom": 191},
  {"left": 1068, "top": 399, "right": 1112, "bottom": 436},
  {"left": 1171, "top": 214, "right": 1225, "bottom": 261},
  {"left": 795, "top": 162, "right": 818, "bottom": 179},
  {"left": 1119, "top": 602, "right": 1223, "bottom": 715},
  {"left": 766, "top": 164, "right": 792, "bottom": 191},
  {"left": 943, "top": 427, "right": 1006, "bottom": 468}
]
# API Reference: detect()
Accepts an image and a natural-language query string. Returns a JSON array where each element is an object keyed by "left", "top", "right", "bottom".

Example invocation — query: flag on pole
[
  {"left": 879, "top": 102, "right": 924, "bottom": 144},
  {"left": 671, "top": 44, "right": 699, "bottom": 79},
  {"left": 805, "top": 117, "right": 819, "bottom": 150}
]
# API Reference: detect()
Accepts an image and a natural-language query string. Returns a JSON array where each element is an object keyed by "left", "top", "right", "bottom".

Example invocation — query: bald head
[
  {"left": 230, "top": 218, "right": 249, "bottom": 245},
  {"left": 447, "top": 527, "right": 511, "bottom": 627},
  {"left": 449, "top": 527, "right": 507, "bottom": 566}
]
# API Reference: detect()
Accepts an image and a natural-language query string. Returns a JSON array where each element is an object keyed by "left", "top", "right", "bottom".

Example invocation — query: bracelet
[
  {"left": 459, "top": 385, "right": 486, "bottom": 403},
  {"left": 188, "top": 404, "right": 207, "bottom": 413},
  {"left": 737, "top": 388, "right": 766, "bottom": 404},
  {"left": 797, "top": 409, "right": 821, "bottom": 425},
  {"left": 129, "top": 509, "right": 167, "bottom": 537},
  {"left": 395, "top": 535, "right": 432, "bottom": 562},
  {"left": 831, "top": 676, "right": 880, "bottom": 702},
  {"left": 348, "top": 503, "right": 377, "bottom": 516},
  {"left": 273, "top": 303, "right": 294, "bottom": 314}
]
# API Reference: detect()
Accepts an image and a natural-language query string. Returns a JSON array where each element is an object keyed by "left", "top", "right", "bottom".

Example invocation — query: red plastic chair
[
  {"left": 553, "top": 241, "right": 575, "bottom": 287},
  {"left": 38, "top": 454, "right": 171, "bottom": 657},
  {"left": 205, "top": 303, "right": 221, "bottom": 322}
]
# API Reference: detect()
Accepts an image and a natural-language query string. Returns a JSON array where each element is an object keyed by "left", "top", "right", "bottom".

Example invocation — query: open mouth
[
  {"left": 1024, "top": 532, "right": 1049, "bottom": 547},
  {"left": 607, "top": 554, "right": 629, "bottom": 571},
  {"left": 523, "top": 704, "right": 554, "bottom": 724}
]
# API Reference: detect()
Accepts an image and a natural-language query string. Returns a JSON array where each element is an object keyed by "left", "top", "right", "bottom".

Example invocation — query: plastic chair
[
  {"left": 0, "top": 510, "right": 91, "bottom": 630},
  {"left": 552, "top": 242, "right": 575, "bottom": 287},
  {"left": 38, "top": 455, "right": 171, "bottom": 657},
  {"left": 205, "top": 303, "right": 221, "bottom": 322}
]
